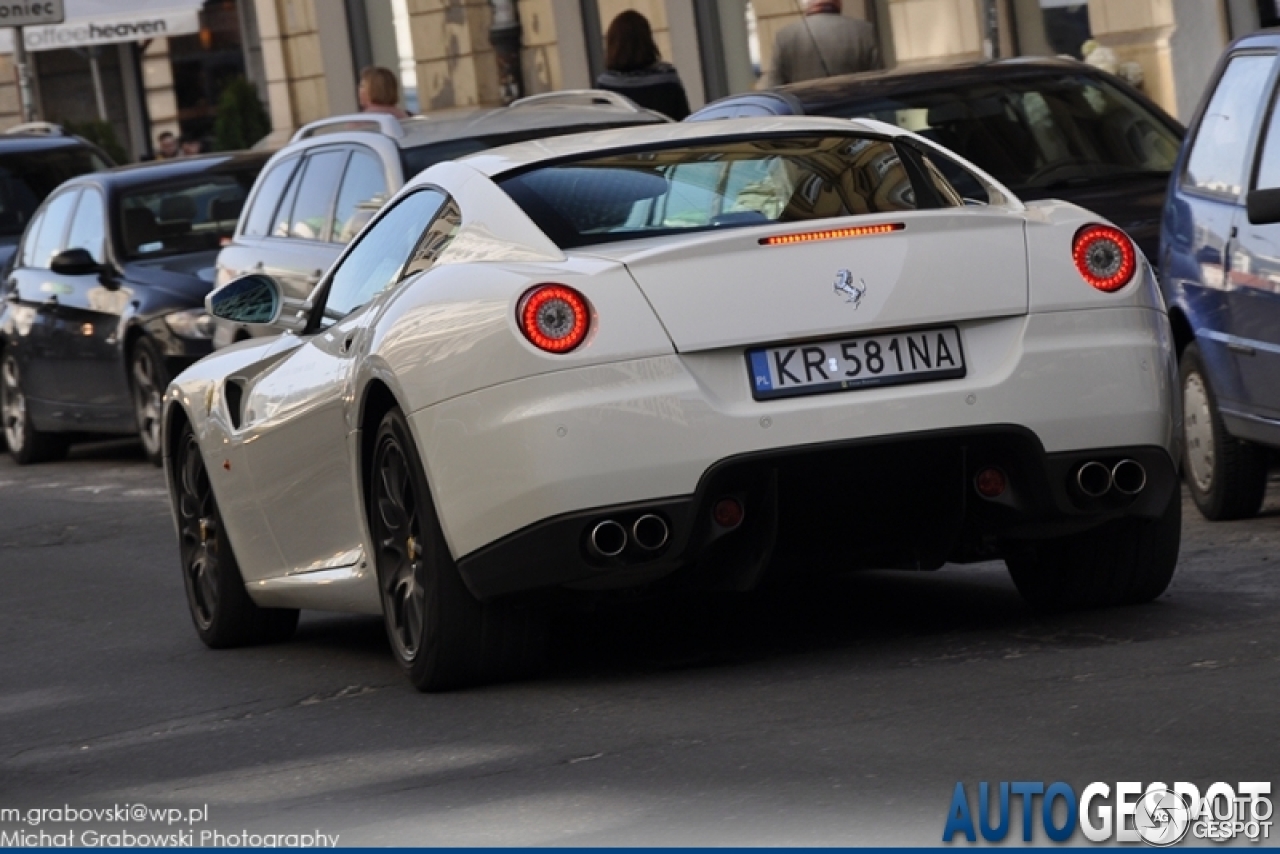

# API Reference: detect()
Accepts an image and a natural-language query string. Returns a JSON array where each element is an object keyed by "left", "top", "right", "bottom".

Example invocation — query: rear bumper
[
  {"left": 456, "top": 429, "right": 1177, "bottom": 599},
  {"left": 411, "top": 306, "right": 1177, "bottom": 594}
]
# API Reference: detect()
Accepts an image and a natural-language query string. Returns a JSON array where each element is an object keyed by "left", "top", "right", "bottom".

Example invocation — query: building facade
[
  {"left": 0, "top": 0, "right": 1273, "bottom": 157},
  {"left": 241, "top": 0, "right": 1270, "bottom": 136}
]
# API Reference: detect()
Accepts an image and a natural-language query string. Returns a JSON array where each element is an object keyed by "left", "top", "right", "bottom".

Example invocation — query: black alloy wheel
[
  {"left": 175, "top": 423, "right": 298, "bottom": 647},
  {"left": 1004, "top": 482, "right": 1181, "bottom": 612},
  {"left": 130, "top": 337, "right": 168, "bottom": 466},
  {"left": 0, "top": 351, "right": 68, "bottom": 464},
  {"left": 370, "top": 407, "right": 545, "bottom": 692}
]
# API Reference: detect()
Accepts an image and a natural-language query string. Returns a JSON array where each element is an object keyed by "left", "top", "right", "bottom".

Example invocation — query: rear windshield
[
  {"left": 0, "top": 146, "right": 108, "bottom": 237},
  {"left": 118, "top": 168, "right": 259, "bottom": 259},
  {"left": 400, "top": 121, "right": 656, "bottom": 178},
  {"left": 497, "top": 134, "right": 957, "bottom": 249},
  {"left": 818, "top": 73, "right": 1180, "bottom": 193}
]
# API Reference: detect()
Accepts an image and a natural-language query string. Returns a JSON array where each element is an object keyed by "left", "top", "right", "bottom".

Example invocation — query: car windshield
[
  {"left": 0, "top": 146, "right": 108, "bottom": 237},
  {"left": 118, "top": 169, "right": 258, "bottom": 259},
  {"left": 400, "top": 122, "right": 653, "bottom": 177},
  {"left": 819, "top": 73, "right": 1180, "bottom": 192},
  {"left": 498, "top": 134, "right": 946, "bottom": 249}
]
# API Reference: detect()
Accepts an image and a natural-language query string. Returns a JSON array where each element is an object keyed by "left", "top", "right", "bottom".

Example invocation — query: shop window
[{"left": 168, "top": 0, "right": 250, "bottom": 148}]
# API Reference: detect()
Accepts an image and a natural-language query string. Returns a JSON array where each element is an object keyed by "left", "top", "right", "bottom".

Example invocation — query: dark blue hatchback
[{"left": 1161, "top": 31, "right": 1280, "bottom": 521}]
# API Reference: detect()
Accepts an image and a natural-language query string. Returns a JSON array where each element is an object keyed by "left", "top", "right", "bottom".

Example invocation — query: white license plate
[{"left": 747, "top": 326, "right": 965, "bottom": 400}]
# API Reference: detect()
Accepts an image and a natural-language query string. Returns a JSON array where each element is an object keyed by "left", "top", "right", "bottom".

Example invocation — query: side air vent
[{"left": 224, "top": 379, "right": 245, "bottom": 430}]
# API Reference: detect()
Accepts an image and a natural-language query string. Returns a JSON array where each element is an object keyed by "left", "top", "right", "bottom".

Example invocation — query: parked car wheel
[
  {"left": 370, "top": 407, "right": 542, "bottom": 692},
  {"left": 1004, "top": 484, "right": 1181, "bottom": 611},
  {"left": 1, "top": 351, "right": 69, "bottom": 465},
  {"left": 175, "top": 423, "right": 299, "bottom": 647},
  {"left": 130, "top": 337, "right": 168, "bottom": 466},
  {"left": 1179, "top": 343, "right": 1268, "bottom": 520}
]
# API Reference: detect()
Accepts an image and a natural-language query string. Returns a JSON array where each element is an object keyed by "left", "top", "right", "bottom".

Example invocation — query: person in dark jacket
[{"left": 595, "top": 11, "right": 690, "bottom": 121}]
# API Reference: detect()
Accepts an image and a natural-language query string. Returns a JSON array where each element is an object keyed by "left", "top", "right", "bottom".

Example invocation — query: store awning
[{"left": 0, "top": 1, "right": 202, "bottom": 53}]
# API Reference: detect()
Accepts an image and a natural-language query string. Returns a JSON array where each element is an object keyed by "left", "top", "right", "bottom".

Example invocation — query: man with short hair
[
  {"left": 761, "top": 0, "right": 882, "bottom": 88},
  {"left": 155, "top": 130, "right": 179, "bottom": 160}
]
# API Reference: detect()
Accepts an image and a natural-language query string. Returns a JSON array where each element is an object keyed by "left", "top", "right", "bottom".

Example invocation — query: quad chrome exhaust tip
[
  {"left": 1075, "top": 461, "right": 1113, "bottom": 498},
  {"left": 1111, "top": 459, "right": 1147, "bottom": 496},
  {"left": 588, "top": 519, "right": 627, "bottom": 558},
  {"left": 632, "top": 514, "right": 669, "bottom": 551}
]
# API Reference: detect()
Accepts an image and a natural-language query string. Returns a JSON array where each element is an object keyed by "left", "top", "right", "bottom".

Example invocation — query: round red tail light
[
  {"left": 517, "top": 284, "right": 591, "bottom": 353},
  {"left": 1072, "top": 224, "right": 1136, "bottom": 292}
]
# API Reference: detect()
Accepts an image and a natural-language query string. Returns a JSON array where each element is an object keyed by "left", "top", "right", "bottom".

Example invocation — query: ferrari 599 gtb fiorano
[{"left": 163, "top": 117, "right": 1181, "bottom": 691}]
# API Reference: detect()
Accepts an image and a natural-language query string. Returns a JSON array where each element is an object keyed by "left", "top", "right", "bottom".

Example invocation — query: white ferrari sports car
[{"left": 165, "top": 117, "right": 1181, "bottom": 690}]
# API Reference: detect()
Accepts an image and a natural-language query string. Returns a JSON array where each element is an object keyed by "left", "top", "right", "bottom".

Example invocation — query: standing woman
[
  {"left": 595, "top": 11, "right": 691, "bottom": 121},
  {"left": 359, "top": 66, "right": 410, "bottom": 119}
]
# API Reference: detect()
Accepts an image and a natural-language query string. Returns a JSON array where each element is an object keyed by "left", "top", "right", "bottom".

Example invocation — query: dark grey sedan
[
  {"left": 688, "top": 58, "right": 1184, "bottom": 263},
  {"left": 0, "top": 152, "right": 267, "bottom": 464}
]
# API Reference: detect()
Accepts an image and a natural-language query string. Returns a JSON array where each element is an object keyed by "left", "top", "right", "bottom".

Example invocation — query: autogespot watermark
[
  {"left": 0, "top": 804, "right": 339, "bottom": 848},
  {"left": 943, "top": 781, "right": 1273, "bottom": 845}
]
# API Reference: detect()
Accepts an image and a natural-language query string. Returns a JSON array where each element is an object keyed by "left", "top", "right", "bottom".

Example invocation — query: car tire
[
  {"left": 1005, "top": 484, "right": 1181, "bottom": 611},
  {"left": 1, "top": 351, "right": 69, "bottom": 465},
  {"left": 175, "top": 422, "right": 299, "bottom": 647},
  {"left": 130, "top": 337, "right": 168, "bottom": 467},
  {"left": 1179, "top": 343, "right": 1268, "bottom": 520},
  {"left": 369, "top": 407, "right": 543, "bottom": 691}
]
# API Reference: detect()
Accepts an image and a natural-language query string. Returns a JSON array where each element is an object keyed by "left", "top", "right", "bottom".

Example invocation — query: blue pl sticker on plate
[{"left": 749, "top": 350, "right": 773, "bottom": 393}]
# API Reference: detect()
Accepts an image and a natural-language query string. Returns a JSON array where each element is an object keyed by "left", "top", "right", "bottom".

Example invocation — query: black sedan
[
  {"left": 688, "top": 58, "right": 1184, "bottom": 262},
  {"left": 0, "top": 152, "right": 267, "bottom": 464}
]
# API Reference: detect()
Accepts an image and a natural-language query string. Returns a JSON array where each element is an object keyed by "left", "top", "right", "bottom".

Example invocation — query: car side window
[
  {"left": 1252, "top": 80, "right": 1280, "bottom": 190},
  {"left": 241, "top": 156, "right": 299, "bottom": 238},
  {"left": 287, "top": 148, "right": 347, "bottom": 241},
  {"left": 913, "top": 147, "right": 989, "bottom": 203},
  {"left": 65, "top": 187, "right": 106, "bottom": 264},
  {"left": 331, "top": 148, "right": 387, "bottom": 245},
  {"left": 271, "top": 159, "right": 303, "bottom": 238},
  {"left": 17, "top": 207, "right": 44, "bottom": 268},
  {"left": 27, "top": 189, "right": 79, "bottom": 269},
  {"left": 320, "top": 188, "right": 446, "bottom": 321},
  {"left": 401, "top": 197, "right": 461, "bottom": 278},
  {"left": 1185, "top": 53, "right": 1276, "bottom": 196}
]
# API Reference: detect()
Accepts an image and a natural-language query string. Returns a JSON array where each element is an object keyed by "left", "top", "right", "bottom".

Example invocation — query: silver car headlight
[{"left": 164, "top": 308, "right": 217, "bottom": 340}]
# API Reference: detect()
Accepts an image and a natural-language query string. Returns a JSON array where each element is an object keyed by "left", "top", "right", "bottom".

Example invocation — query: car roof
[
  {"left": 66, "top": 151, "right": 270, "bottom": 191},
  {"left": 1225, "top": 28, "right": 1280, "bottom": 51},
  {"left": 773, "top": 56, "right": 1130, "bottom": 110},
  {"left": 0, "top": 133, "right": 101, "bottom": 154},
  {"left": 456, "top": 115, "right": 901, "bottom": 177},
  {"left": 291, "top": 92, "right": 671, "bottom": 152}
]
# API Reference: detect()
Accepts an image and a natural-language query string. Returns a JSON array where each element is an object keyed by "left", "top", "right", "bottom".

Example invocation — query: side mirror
[
  {"left": 206, "top": 273, "right": 308, "bottom": 332},
  {"left": 1246, "top": 187, "right": 1280, "bottom": 225},
  {"left": 50, "top": 248, "right": 103, "bottom": 276}
]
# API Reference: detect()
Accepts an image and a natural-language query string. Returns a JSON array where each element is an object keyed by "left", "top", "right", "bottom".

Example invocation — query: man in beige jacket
[{"left": 761, "top": 0, "right": 882, "bottom": 88}]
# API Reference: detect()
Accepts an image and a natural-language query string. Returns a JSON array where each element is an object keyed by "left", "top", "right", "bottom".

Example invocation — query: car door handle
[
  {"left": 339, "top": 333, "right": 356, "bottom": 355},
  {"left": 42, "top": 294, "right": 58, "bottom": 307}
]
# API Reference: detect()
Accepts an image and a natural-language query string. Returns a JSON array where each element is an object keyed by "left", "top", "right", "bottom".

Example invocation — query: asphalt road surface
[{"left": 1, "top": 440, "right": 1277, "bottom": 845}]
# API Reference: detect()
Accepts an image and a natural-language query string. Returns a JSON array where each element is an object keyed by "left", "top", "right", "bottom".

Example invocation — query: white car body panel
[
  {"left": 163, "top": 117, "right": 1177, "bottom": 614},
  {"left": 415, "top": 304, "right": 1173, "bottom": 559},
  {"left": 593, "top": 210, "right": 1028, "bottom": 352}
]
